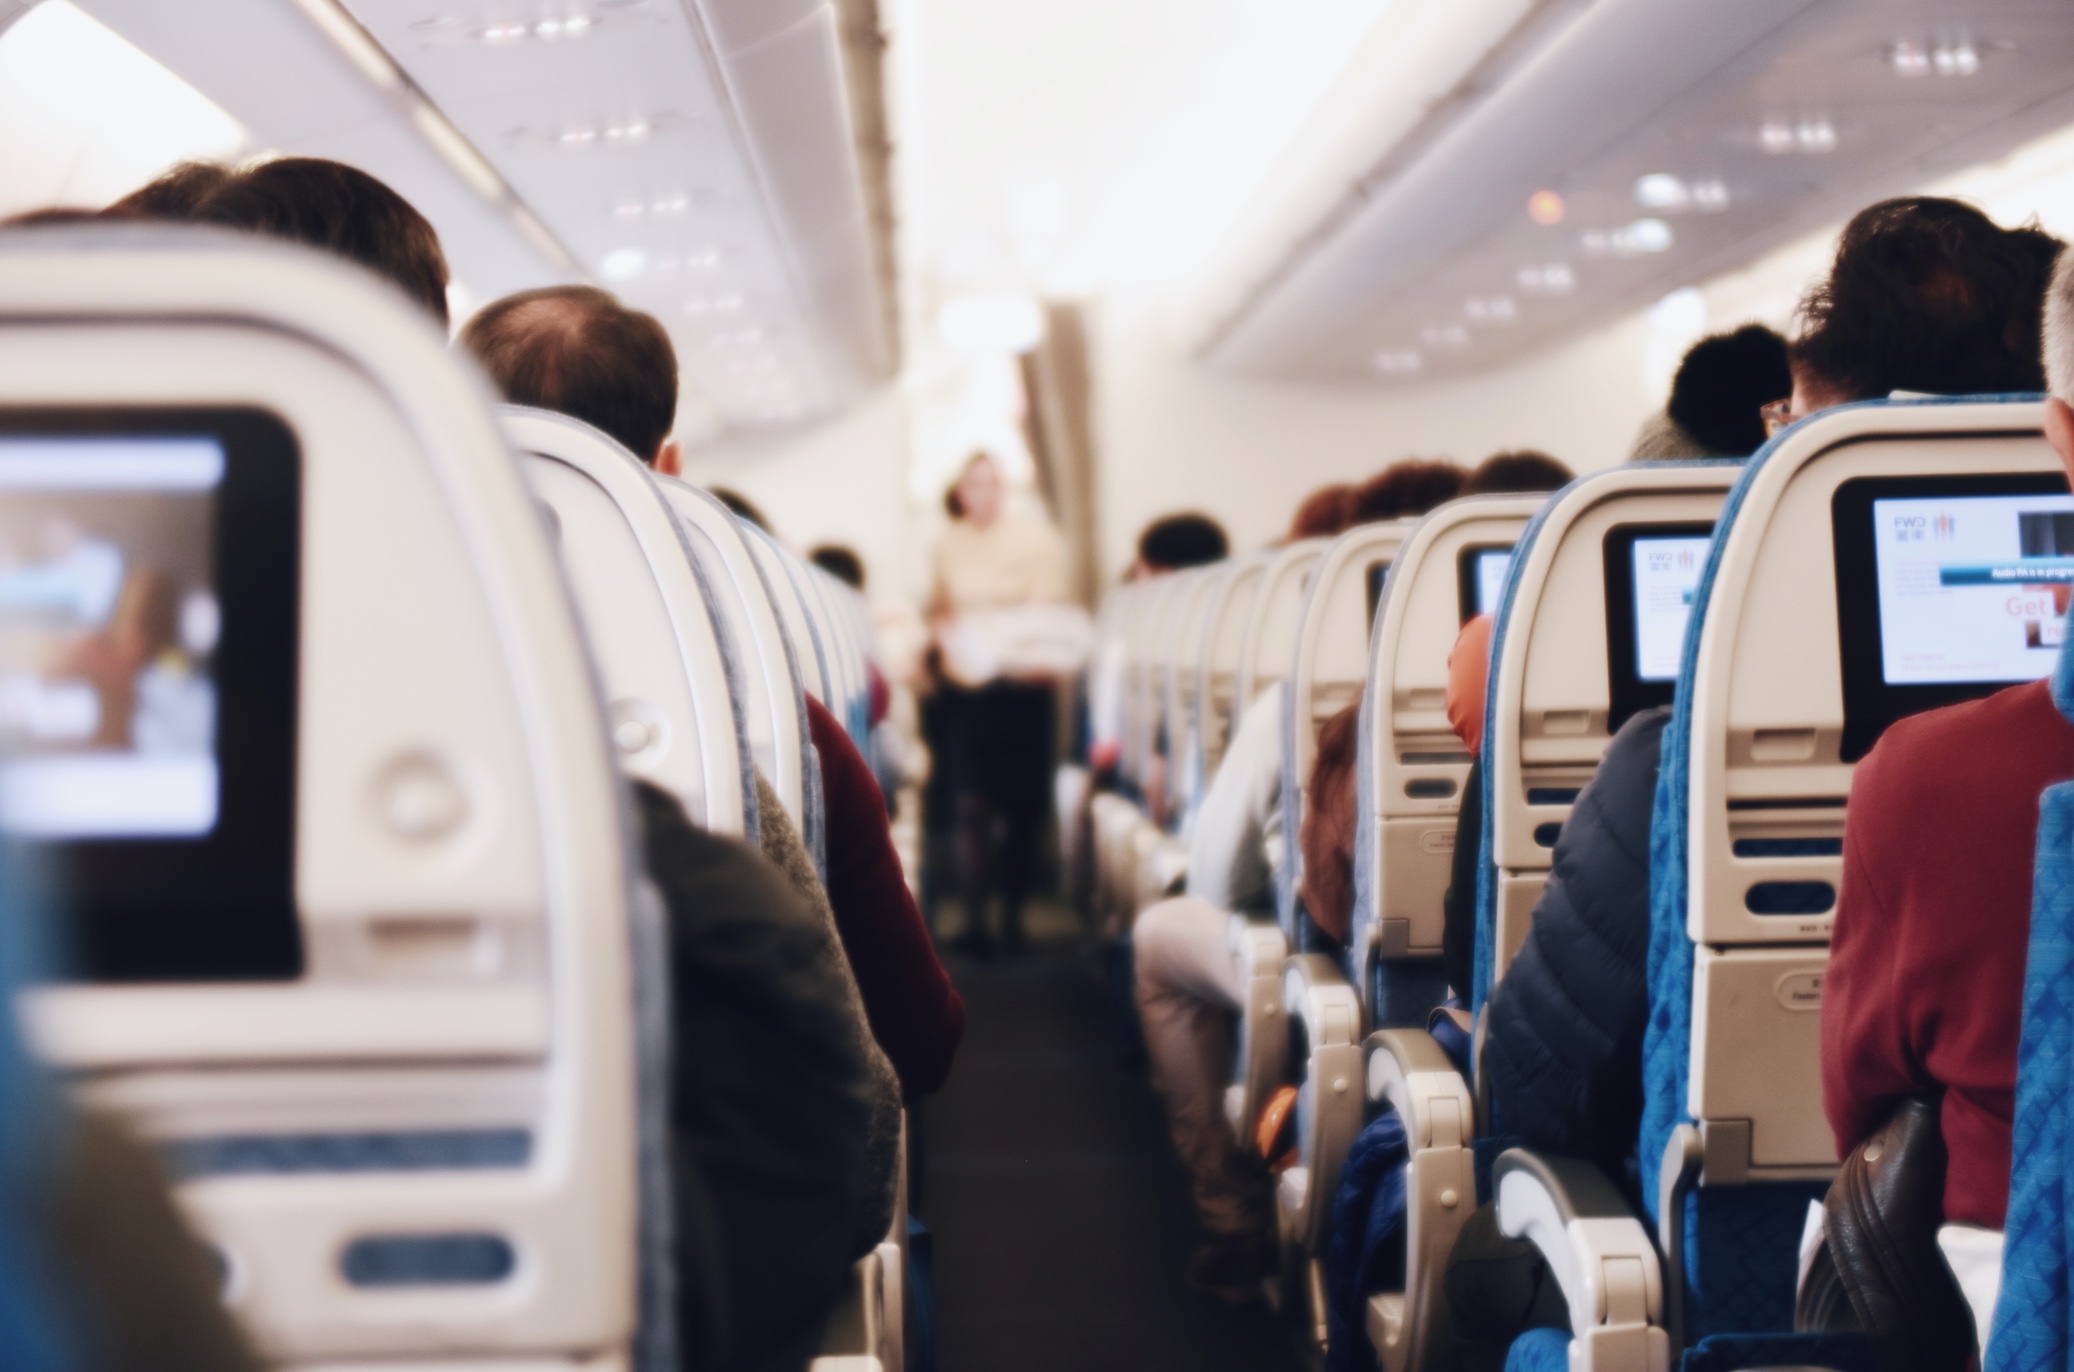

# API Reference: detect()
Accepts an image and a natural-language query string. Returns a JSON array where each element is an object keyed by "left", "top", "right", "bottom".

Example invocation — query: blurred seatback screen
[
  {"left": 1458, "top": 545, "right": 1514, "bottom": 624},
  {"left": 0, "top": 410, "right": 301, "bottom": 982},
  {"left": 0, "top": 437, "right": 223, "bottom": 839},
  {"left": 1602, "top": 522, "right": 1715, "bottom": 732}
]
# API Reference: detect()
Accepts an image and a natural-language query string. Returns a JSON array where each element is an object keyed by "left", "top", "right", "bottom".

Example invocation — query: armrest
[
  {"left": 1226, "top": 916, "right": 1290, "bottom": 1138},
  {"left": 1494, "top": 1149, "right": 1669, "bottom": 1372},
  {"left": 1280, "top": 955, "right": 1365, "bottom": 1255},
  {"left": 1365, "top": 1029, "right": 1476, "bottom": 1372}
]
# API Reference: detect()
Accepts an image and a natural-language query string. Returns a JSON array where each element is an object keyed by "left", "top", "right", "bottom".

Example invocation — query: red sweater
[
  {"left": 1822, "top": 677, "right": 2074, "bottom": 1228},
  {"left": 805, "top": 697, "right": 966, "bottom": 1098}
]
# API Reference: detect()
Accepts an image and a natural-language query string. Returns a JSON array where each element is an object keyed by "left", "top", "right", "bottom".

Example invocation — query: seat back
[
  {"left": 1646, "top": 398, "right": 2063, "bottom": 1345},
  {"left": 656, "top": 478, "right": 816, "bottom": 832},
  {"left": 506, "top": 407, "right": 751, "bottom": 838},
  {"left": 1988, "top": 635, "right": 2074, "bottom": 1371},
  {"left": 1159, "top": 566, "right": 1223, "bottom": 827},
  {"left": 1276, "top": 521, "right": 1411, "bottom": 939},
  {"left": 1187, "top": 553, "right": 1271, "bottom": 828},
  {"left": 1477, "top": 464, "right": 1738, "bottom": 995},
  {"left": 745, "top": 523, "right": 835, "bottom": 709},
  {"left": 1351, "top": 497, "right": 1542, "bottom": 1008},
  {"left": 0, "top": 228, "right": 642, "bottom": 1367},
  {"left": 1124, "top": 574, "right": 1186, "bottom": 792},
  {"left": 1234, "top": 537, "right": 1329, "bottom": 738}
]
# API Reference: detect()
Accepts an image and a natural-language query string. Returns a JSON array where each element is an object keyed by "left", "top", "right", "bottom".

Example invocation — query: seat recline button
[{"left": 375, "top": 753, "right": 469, "bottom": 843}]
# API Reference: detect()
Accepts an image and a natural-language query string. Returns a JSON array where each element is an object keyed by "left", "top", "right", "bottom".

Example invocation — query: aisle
[{"left": 916, "top": 915, "right": 1307, "bottom": 1372}]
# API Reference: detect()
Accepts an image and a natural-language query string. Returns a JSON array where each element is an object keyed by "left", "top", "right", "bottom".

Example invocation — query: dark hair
[
  {"left": 1462, "top": 450, "right": 1572, "bottom": 496},
  {"left": 1349, "top": 459, "right": 1466, "bottom": 524},
  {"left": 1298, "top": 699, "right": 1362, "bottom": 942},
  {"left": 107, "top": 162, "right": 234, "bottom": 221},
  {"left": 1664, "top": 325, "right": 1792, "bottom": 456},
  {"left": 810, "top": 544, "right": 866, "bottom": 590},
  {"left": 1138, "top": 513, "right": 1228, "bottom": 570},
  {"left": 0, "top": 208, "right": 102, "bottom": 228},
  {"left": 459, "top": 286, "right": 678, "bottom": 462},
  {"left": 193, "top": 158, "right": 451, "bottom": 325},
  {"left": 711, "top": 487, "right": 768, "bottom": 530},
  {"left": 1794, "top": 197, "right": 2064, "bottom": 402},
  {"left": 1288, "top": 483, "right": 1354, "bottom": 540}
]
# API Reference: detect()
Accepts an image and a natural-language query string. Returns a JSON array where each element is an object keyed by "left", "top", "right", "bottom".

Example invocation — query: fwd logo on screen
[
  {"left": 1889, "top": 512, "right": 1953, "bottom": 543},
  {"left": 1645, "top": 547, "right": 1695, "bottom": 572}
]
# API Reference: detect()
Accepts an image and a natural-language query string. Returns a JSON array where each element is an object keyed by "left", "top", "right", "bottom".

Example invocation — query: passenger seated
[
  {"left": 1086, "top": 511, "right": 1230, "bottom": 774},
  {"left": 1625, "top": 324, "right": 1793, "bottom": 460},
  {"left": 1133, "top": 463, "right": 1455, "bottom": 1300},
  {"left": 188, "top": 158, "right": 453, "bottom": 326},
  {"left": 103, "top": 159, "right": 234, "bottom": 220},
  {"left": 181, "top": 163, "right": 882, "bottom": 1367},
  {"left": 458, "top": 283, "right": 966, "bottom": 1101},
  {"left": 1440, "top": 197, "right": 2064, "bottom": 1366},
  {"left": 1822, "top": 210, "right": 2073, "bottom": 1234}
]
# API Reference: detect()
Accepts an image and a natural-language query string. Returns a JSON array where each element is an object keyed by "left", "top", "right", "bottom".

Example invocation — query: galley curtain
[{"left": 1020, "top": 302, "right": 1100, "bottom": 608}]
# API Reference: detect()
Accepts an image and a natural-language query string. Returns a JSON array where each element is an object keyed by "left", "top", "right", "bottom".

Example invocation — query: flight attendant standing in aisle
[{"left": 928, "top": 452, "right": 1071, "bottom": 955}]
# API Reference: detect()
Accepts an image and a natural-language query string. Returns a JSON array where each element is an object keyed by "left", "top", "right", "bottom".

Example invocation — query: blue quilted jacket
[{"left": 1483, "top": 707, "right": 1668, "bottom": 1197}]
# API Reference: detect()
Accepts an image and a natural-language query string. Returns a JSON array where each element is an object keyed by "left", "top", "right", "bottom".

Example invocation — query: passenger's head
[
  {"left": 1135, "top": 513, "right": 1228, "bottom": 575},
  {"left": 1665, "top": 325, "right": 1793, "bottom": 456},
  {"left": 107, "top": 161, "right": 234, "bottom": 221},
  {"left": 1288, "top": 483, "right": 1355, "bottom": 541},
  {"left": 458, "top": 285, "right": 680, "bottom": 471},
  {"left": 1792, "top": 197, "right": 2062, "bottom": 415},
  {"left": 1298, "top": 699, "right": 1362, "bottom": 943},
  {"left": 711, "top": 488, "right": 769, "bottom": 531},
  {"left": 1349, "top": 459, "right": 1466, "bottom": 525},
  {"left": 811, "top": 544, "right": 866, "bottom": 590},
  {"left": 2039, "top": 249, "right": 2074, "bottom": 484},
  {"left": 192, "top": 158, "right": 451, "bottom": 326},
  {"left": 1461, "top": 450, "right": 1572, "bottom": 496},
  {"left": 945, "top": 453, "right": 1005, "bottom": 527}
]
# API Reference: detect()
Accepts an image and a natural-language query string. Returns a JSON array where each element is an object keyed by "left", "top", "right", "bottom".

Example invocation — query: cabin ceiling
[
  {"left": 1201, "top": 0, "right": 2074, "bottom": 384},
  {"left": 73, "top": 0, "right": 897, "bottom": 440}
]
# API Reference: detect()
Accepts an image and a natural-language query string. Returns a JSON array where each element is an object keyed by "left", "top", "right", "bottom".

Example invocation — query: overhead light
[
  {"left": 1517, "top": 263, "right": 1575, "bottom": 295},
  {"left": 686, "top": 294, "right": 745, "bottom": 316},
  {"left": 1889, "top": 40, "right": 1932, "bottom": 77},
  {"left": 473, "top": 14, "right": 597, "bottom": 45},
  {"left": 1933, "top": 40, "right": 1979, "bottom": 77},
  {"left": 1527, "top": 190, "right": 1566, "bottom": 226},
  {"left": 1465, "top": 295, "right": 1517, "bottom": 324},
  {"left": 1690, "top": 179, "right": 1729, "bottom": 211},
  {"left": 1634, "top": 174, "right": 1688, "bottom": 210},
  {"left": 600, "top": 247, "right": 647, "bottom": 281},
  {"left": 1760, "top": 117, "right": 1837, "bottom": 155},
  {"left": 1583, "top": 219, "right": 1673, "bottom": 257},
  {"left": 1372, "top": 349, "right": 1422, "bottom": 376},
  {"left": 937, "top": 292, "right": 1045, "bottom": 355},
  {"left": 1420, "top": 323, "right": 1470, "bottom": 349}
]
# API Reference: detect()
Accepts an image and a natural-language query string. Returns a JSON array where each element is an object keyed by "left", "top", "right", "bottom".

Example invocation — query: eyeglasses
[{"left": 1760, "top": 398, "right": 1798, "bottom": 438}]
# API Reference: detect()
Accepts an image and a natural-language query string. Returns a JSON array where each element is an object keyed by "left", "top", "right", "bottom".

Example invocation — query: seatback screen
[
  {"left": 1834, "top": 472, "right": 2073, "bottom": 760},
  {"left": 1869, "top": 493, "right": 2074, "bottom": 684},
  {"left": 1603, "top": 522, "right": 1716, "bottom": 732},
  {"left": 0, "top": 410, "right": 302, "bottom": 982},
  {"left": 1630, "top": 535, "right": 1712, "bottom": 682},
  {"left": 0, "top": 439, "right": 222, "bottom": 838},
  {"left": 1457, "top": 545, "right": 1515, "bottom": 624}
]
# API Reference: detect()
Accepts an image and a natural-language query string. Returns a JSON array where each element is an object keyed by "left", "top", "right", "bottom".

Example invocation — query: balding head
[{"left": 460, "top": 285, "right": 679, "bottom": 466}]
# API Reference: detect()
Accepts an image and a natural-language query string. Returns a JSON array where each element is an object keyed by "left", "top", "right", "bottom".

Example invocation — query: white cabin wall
[
  {"left": 1090, "top": 297, "right": 1660, "bottom": 576},
  {"left": 678, "top": 385, "right": 919, "bottom": 599}
]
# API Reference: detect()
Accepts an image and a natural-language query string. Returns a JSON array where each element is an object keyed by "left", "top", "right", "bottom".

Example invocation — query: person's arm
[
  {"left": 1820, "top": 743, "right": 1926, "bottom": 1162},
  {"left": 1185, "top": 682, "right": 1281, "bottom": 913},
  {"left": 1481, "top": 708, "right": 1666, "bottom": 1169},
  {"left": 1446, "top": 614, "right": 1493, "bottom": 753},
  {"left": 805, "top": 699, "right": 966, "bottom": 1098}
]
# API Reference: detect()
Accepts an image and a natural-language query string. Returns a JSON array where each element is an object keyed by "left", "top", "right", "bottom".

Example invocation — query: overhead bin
[{"left": 1201, "top": 0, "right": 2074, "bottom": 383}]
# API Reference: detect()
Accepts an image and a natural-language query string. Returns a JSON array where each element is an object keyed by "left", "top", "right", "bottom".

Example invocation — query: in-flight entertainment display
[{"left": 1834, "top": 472, "right": 2074, "bottom": 760}]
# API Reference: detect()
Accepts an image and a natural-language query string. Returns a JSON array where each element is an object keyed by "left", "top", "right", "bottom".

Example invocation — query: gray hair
[{"left": 2046, "top": 245, "right": 2074, "bottom": 403}]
